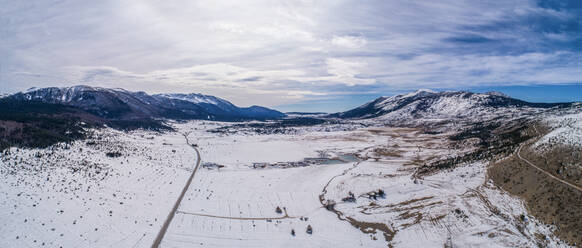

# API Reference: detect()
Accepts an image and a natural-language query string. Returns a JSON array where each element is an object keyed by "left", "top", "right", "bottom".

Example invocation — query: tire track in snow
[{"left": 174, "top": 210, "right": 298, "bottom": 220}]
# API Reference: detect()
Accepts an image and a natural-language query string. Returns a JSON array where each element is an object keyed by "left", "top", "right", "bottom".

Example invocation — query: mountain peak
[
  {"left": 485, "top": 91, "right": 509, "bottom": 98},
  {"left": 399, "top": 89, "right": 437, "bottom": 98},
  {"left": 25, "top": 87, "right": 38, "bottom": 92},
  {"left": 415, "top": 88, "right": 437, "bottom": 94}
]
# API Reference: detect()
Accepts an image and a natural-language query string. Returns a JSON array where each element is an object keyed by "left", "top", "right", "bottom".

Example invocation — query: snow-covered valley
[{"left": 2, "top": 117, "right": 578, "bottom": 247}]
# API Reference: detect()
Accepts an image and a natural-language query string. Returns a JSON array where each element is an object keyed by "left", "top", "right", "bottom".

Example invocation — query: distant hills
[
  {"left": 0, "top": 85, "right": 284, "bottom": 150},
  {"left": 5, "top": 85, "right": 285, "bottom": 121},
  {"left": 0, "top": 86, "right": 577, "bottom": 150}
]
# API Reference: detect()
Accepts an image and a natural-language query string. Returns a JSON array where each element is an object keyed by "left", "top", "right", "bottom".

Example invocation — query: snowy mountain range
[
  {"left": 3, "top": 86, "right": 576, "bottom": 125},
  {"left": 330, "top": 89, "right": 573, "bottom": 123},
  {"left": 5, "top": 85, "right": 285, "bottom": 121}
]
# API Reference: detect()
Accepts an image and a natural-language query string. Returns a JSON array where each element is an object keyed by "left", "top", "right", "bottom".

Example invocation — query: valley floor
[{"left": 0, "top": 120, "right": 576, "bottom": 247}]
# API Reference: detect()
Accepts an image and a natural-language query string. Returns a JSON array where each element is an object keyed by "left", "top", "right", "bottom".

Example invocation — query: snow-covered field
[
  {"left": 160, "top": 122, "right": 391, "bottom": 247},
  {"left": 162, "top": 122, "right": 565, "bottom": 247},
  {"left": 0, "top": 120, "right": 570, "bottom": 247},
  {"left": 0, "top": 128, "right": 196, "bottom": 247}
]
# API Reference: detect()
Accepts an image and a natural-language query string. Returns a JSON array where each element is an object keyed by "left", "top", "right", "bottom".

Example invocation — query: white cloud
[
  {"left": 331, "top": 35, "right": 367, "bottom": 48},
  {"left": 324, "top": 58, "right": 375, "bottom": 86},
  {"left": 57, "top": 64, "right": 330, "bottom": 107},
  {"left": 1, "top": 0, "right": 580, "bottom": 110}
]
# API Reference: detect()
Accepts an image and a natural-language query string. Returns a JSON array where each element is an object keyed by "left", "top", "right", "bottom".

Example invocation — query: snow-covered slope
[
  {"left": 535, "top": 105, "right": 582, "bottom": 148},
  {"left": 8, "top": 85, "right": 187, "bottom": 119},
  {"left": 331, "top": 89, "right": 572, "bottom": 124},
  {"left": 156, "top": 93, "right": 232, "bottom": 107}
]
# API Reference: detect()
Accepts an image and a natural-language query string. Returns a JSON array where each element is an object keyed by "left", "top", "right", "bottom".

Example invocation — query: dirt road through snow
[
  {"left": 516, "top": 143, "right": 582, "bottom": 192},
  {"left": 151, "top": 134, "right": 201, "bottom": 248}
]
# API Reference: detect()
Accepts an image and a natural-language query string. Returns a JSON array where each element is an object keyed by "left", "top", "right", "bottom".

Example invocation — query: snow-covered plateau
[{"left": 1, "top": 119, "right": 576, "bottom": 247}]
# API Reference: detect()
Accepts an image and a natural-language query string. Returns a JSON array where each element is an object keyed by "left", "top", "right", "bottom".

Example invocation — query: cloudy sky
[{"left": 1, "top": 0, "right": 581, "bottom": 112}]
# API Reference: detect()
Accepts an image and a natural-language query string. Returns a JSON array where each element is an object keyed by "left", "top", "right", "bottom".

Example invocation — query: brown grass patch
[{"left": 489, "top": 142, "right": 582, "bottom": 246}]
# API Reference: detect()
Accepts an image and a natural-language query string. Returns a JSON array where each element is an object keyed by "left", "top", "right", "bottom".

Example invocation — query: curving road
[
  {"left": 516, "top": 142, "right": 582, "bottom": 192},
  {"left": 151, "top": 134, "right": 201, "bottom": 248}
]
